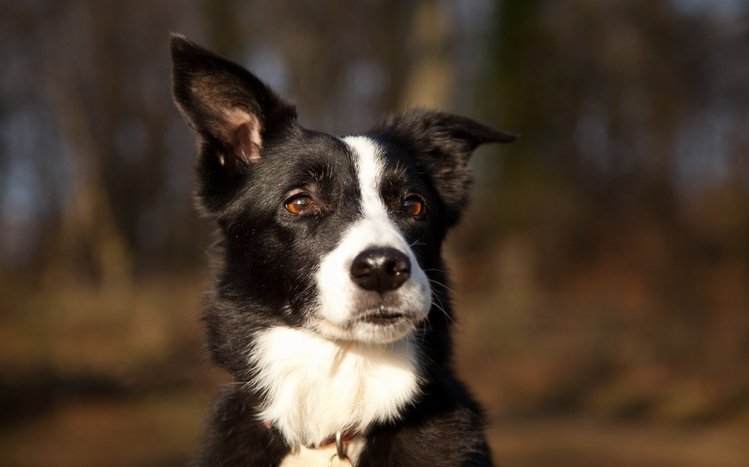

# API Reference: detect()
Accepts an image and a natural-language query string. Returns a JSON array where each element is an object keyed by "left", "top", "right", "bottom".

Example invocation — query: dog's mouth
[
  {"left": 357, "top": 307, "right": 410, "bottom": 325},
  {"left": 313, "top": 305, "right": 426, "bottom": 344}
]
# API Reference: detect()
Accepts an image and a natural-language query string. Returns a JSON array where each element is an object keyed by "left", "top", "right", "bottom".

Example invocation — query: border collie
[{"left": 171, "top": 34, "right": 515, "bottom": 467}]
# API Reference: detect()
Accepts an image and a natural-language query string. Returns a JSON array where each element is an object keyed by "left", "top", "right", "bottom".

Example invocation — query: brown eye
[
  {"left": 285, "top": 193, "right": 316, "bottom": 215},
  {"left": 402, "top": 195, "right": 425, "bottom": 218}
]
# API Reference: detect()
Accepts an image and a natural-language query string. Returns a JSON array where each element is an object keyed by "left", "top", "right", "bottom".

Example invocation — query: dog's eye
[
  {"left": 402, "top": 195, "right": 425, "bottom": 218},
  {"left": 285, "top": 193, "right": 317, "bottom": 215}
]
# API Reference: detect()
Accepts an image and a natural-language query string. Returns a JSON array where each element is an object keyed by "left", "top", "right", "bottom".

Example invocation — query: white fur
[
  {"left": 250, "top": 327, "right": 421, "bottom": 450},
  {"left": 315, "top": 136, "right": 432, "bottom": 343}
]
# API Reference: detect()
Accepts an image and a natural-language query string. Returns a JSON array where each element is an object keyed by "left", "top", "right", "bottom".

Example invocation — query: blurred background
[{"left": 1, "top": 0, "right": 748, "bottom": 466}]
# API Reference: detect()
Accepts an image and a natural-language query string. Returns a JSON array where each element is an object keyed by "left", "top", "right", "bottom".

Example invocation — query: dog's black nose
[{"left": 350, "top": 247, "right": 411, "bottom": 293}]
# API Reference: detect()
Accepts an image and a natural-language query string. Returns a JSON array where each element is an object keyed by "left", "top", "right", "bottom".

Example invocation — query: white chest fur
[{"left": 250, "top": 327, "right": 421, "bottom": 449}]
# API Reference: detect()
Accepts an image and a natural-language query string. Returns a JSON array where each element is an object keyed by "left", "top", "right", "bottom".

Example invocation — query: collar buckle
[{"left": 328, "top": 431, "right": 352, "bottom": 466}]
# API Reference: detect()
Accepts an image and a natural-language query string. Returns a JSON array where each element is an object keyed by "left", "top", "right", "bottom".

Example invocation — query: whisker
[
  {"left": 428, "top": 278, "right": 460, "bottom": 298},
  {"left": 430, "top": 292, "right": 456, "bottom": 325},
  {"left": 421, "top": 268, "right": 447, "bottom": 273}
]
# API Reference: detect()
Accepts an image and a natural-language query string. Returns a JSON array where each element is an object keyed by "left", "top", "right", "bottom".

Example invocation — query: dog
[{"left": 171, "top": 34, "right": 515, "bottom": 467}]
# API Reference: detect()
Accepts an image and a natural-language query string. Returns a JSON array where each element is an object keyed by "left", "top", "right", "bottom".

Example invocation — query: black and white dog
[{"left": 171, "top": 34, "right": 514, "bottom": 467}]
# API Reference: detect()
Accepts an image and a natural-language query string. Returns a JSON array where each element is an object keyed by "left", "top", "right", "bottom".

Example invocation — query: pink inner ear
[
  {"left": 223, "top": 108, "right": 263, "bottom": 164},
  {"left": 235, "top": 117, "right": 262, "bottom": 164}
]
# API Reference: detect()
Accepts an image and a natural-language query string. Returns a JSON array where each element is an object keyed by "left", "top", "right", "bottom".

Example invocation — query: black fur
[{"left": 170, "top": 34, "right": 514, "bottom": 467}]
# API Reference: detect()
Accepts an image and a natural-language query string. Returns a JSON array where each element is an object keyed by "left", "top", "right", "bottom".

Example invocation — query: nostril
[
  {"left": 350, "top": 247, "right": 411, "bottom": 293},
  {"left": 385, "top": 256, "right": 410, "bottom": 280},
  {"left": 350, "top": 260, "right": 374, "bottom": 281}
]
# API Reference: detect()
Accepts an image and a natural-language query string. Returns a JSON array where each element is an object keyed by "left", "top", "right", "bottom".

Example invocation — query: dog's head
[{"left": 171, "top": 35, "right": 514, "bottom": 350}]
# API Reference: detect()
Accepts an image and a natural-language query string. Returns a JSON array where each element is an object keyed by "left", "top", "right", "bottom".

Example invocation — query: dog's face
[{"left": 171, "top": 35, "right": 514, "bottom": 347}]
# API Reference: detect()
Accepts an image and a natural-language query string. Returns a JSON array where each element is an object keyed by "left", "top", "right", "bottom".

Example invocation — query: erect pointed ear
[
  {"left": 170, "top": 33, "right": 296, "bottom": 169},
  {"left": 373, "top": 109, "right": 516, "bottom": 226}
]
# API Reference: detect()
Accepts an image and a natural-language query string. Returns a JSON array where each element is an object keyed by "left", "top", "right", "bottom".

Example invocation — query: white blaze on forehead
[
  {"left": 313, "top": 136, "right": 431, "bottom": 338},
  {"left": 343, "top": 135, "right": 406, "bottom": 246},
  {"left": 345, "top": 136, "right": 390, "bottom": 219}
]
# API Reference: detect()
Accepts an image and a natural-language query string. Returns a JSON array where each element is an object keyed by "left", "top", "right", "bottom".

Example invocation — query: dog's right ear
[
  {"left": 171, "top": 34, "right": 297, "bottom": 214},
  {"left": 373, "top": 109, "right": 515, "bottom": 228}
]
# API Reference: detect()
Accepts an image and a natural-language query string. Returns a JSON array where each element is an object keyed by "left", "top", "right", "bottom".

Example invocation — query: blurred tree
[
  {"left": 0, "top": 0, "right": 204, "bottom": 285},
  {"left": 478, "top": 0, "right": 748, "bottom": 276},
  {"left": 467, "top": 0, "right": 749, "bottom": 411}
]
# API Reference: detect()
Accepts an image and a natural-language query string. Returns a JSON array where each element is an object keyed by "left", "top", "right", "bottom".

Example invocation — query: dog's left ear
[
  {"left": 373, "top": 109, "right": 516, "bottom": 226},
  {"left": 170, "top": 33, "right": 296, "bottom": 169}
]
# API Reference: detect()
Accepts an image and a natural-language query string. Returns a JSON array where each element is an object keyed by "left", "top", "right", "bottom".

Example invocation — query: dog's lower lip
[{"left": 359, "top": 309, "right": 408, "bottom": 324}]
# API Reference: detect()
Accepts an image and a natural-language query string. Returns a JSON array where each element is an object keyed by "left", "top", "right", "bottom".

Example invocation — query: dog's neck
[{"left": 249, "top": 327, "right": 422, "bottom": 448}]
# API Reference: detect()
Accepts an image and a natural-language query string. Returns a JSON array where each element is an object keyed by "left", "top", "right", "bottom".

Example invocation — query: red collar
[{"left": 263, "top": 420, "right": 360, "bottom": 449}]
